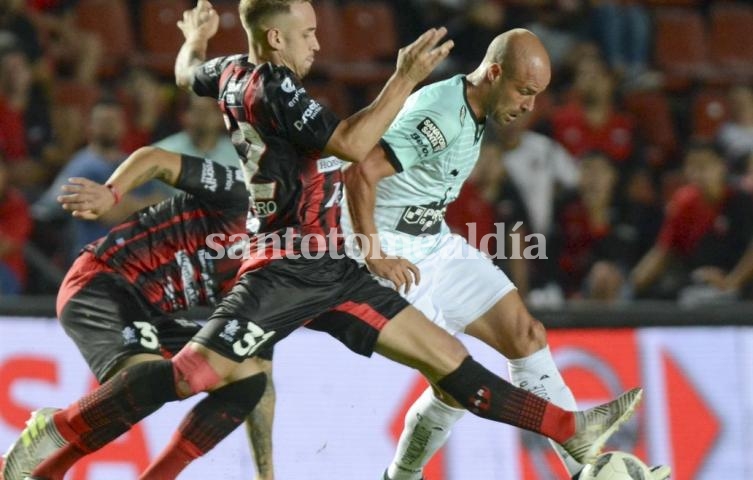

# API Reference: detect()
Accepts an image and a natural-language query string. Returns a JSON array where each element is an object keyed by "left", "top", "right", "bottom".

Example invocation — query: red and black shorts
[
  {"left": 58, "top": 253, "right": 273, "bottom": 382},
  {"left": 194, "top": 253, "right": 410, "bottom": 361}
]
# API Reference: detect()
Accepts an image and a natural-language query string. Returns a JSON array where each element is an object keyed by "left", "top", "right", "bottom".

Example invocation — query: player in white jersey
[{"left": 342, "top": 29, "right": 670, "bottom": 480}]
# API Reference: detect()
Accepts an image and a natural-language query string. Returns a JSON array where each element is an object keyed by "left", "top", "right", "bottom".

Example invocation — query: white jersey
[{"left": 342, "top": 74, "right": 486, "bottom": 263}]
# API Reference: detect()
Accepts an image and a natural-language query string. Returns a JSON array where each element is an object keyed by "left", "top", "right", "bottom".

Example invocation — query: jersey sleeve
[
  {"left": 656, "top": 189, "right": 692, "bottom": 253},
  {"left": 380, "top": 94, "right": 461, "bottom": 172},
  {"left": 264, "top": 67, "right": 340, "bottom": 154},
  {"left": 192, "top": 55, "right": 238, "bottom": 99},
  {"left": 175, "top": 155, "right": 249, "bottom": 212}
]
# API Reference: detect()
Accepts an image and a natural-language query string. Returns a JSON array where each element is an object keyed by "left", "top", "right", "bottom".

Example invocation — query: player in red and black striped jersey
[
  {"left": 49, "top": 146, "right": 275, "bottom": 480},
  {"left": 192, "top": 56, "right": 343, "bottom": 255},
  {"left": 2, "top": 3, "right": 642, "bottom": 480}
]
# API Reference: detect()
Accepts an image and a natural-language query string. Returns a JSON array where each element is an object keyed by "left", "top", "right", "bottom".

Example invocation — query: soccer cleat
[
  {"left": 560, "top": 388, "right": 643, "bottom": 465},
  {"left": 650, "top": 464, "right": 672, "bottom": 479},
  {"left": 2, "top": 408, "right": 65, "bottom": 480}
]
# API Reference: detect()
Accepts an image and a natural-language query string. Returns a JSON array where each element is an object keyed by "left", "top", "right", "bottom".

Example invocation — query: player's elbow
[
  {"left": 175, "top": 69, "right": 194, "bottom": 91},
  {"left": 343, "top": 162, "right": 367, "bottom": 191}
]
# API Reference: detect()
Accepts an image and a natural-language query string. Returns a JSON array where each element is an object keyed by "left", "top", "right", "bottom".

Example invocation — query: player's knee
[
  {"left": 432, "top": 334, "right": 471, "bottom": 375},
  {"left": 503, "top": 308, "right": 547, "bottom": 357},
  {"left": 171, "top": 347, "right": 223, "bottom": 398}
]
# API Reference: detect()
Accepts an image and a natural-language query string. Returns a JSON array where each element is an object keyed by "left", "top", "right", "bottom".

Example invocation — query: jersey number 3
[{"left": 232, "top": 321, "right": 275, "bottom": 357}]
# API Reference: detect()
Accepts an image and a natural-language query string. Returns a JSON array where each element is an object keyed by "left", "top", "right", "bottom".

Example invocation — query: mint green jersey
[{"left": 342, "top": 75, "right": 486, "bottom": 262}]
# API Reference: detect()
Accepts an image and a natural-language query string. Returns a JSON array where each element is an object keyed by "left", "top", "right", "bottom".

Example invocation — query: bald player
[{"left": 343, "top": 29, "right": 669, "bottom": 480}]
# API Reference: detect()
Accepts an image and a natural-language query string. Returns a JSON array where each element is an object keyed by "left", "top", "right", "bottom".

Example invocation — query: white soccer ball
[{"left": 580, "top": 451, "right": 653, "bottom": 480}]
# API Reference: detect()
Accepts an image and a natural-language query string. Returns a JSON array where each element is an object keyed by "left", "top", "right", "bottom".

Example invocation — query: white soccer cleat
[
  {"left": 560, "top": 388, "right": 644, "bottom": 465},
  {"left": 2, "top": 408, "right": 65, "bottom": 480}
]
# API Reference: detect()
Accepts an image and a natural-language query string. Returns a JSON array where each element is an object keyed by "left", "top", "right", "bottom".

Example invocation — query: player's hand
[
  {"left": 395, "top": 27, "right": 454, "bottom": 85},
  {"left": 178, "top": 0, "right": 219, "bottom": 43},
  {"left": 366, "top": 254, "right": 421, "bottom": 294},
  {"left": 692, "top": 266, "right": 731, "bottom": 291},
  {"left": 57, "top": 177, "right": 116, "bottom": 220}
]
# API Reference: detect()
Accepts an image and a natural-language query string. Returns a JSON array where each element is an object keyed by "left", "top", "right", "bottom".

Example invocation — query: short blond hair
[{"left": 239, "top": 0, "right": 311, "bottom": 32}]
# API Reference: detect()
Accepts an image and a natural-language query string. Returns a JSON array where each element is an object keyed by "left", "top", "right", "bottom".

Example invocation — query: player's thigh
[
  {"left": 375, "top": 305, "right": 469, "bottom": 382},
  {"left": 434, "top": 236, "right": 517, "bottom": 333},
  {"left": 464, "top": 289, "right": 547, "bottom": 358},
  {"left": 59, "top": 273, "right": 169, "bottom": 382}
]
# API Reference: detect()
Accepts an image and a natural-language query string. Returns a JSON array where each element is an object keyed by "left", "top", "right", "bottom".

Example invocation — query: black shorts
[
  {"left": 59, "top": 272, "right": 274, "bottom": 381},
  {"left": 194, "top": 254, "right": 410, "bottom": 361}
]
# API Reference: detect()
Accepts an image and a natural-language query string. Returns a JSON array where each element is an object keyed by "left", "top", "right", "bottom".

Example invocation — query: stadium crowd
[{"left": 0, "top": 0, "right": 752, "bottom": 304}]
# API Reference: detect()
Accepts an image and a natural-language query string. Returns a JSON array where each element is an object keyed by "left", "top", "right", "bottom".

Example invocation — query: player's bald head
[{"left": 482, "top": 29, "right": 550, "bottom": 82}]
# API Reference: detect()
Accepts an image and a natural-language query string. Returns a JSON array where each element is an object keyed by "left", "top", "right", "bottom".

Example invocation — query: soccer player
[
  {"left": 1, "top": 145, "right": 277, "bottom": 480},
  {"left": 1, "top": 2, "right": 641, "bottom": 479},
  {"left": 342, "top": 29, "right": 669, "bottom": 480}
]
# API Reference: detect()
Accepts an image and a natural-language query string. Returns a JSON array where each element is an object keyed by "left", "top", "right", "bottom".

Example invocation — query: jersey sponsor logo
[
  {"left": 250, "top": 182, "right": 276, "bottom": 200},
  {"left": 459, "top": 105, "right": 467, "bottom": 127},
  {"left": 200, "top": 159, "right": 218, "bottom": 192},
  {"left": 416, "top": 117, "right": 447, "bottom": 153},
  {"left": 395, "top": 202, "right": 447, "bottom": 236},
  {"left": 254, "top": 200, "right": 278, "bottom": 217},
  {"left": 317, "top": 156, "right": 343, "bottom": 173},
  {"left": 175, "top": 250, "right": 199, "bottom": 307},
  {"left": 287, "top": 87, "right": 307, "bottom": 107},
  {"left": 202, "top": 57, "right": 223, "bottom": 76},
  {"left": 281, "top": 77, "right": 296, "bottom": 93},
  {"left": 196, "top": 248, "right": 216, "bottom": 306},
  {"left": 294, "top": 100, "right": 323, "bottom": 131}
]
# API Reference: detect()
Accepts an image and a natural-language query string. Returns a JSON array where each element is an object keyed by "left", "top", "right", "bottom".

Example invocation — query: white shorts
[{"left": 377, "top": 234, "right": 516, "bottom": 334}]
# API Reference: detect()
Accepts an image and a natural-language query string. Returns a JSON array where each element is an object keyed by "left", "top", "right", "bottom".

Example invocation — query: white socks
[
  {"left": 386, "top": 387, "right": 465, "bottom": 480},
  {"left": 508, "top": 345, "right": 582, "bottom": 476}
]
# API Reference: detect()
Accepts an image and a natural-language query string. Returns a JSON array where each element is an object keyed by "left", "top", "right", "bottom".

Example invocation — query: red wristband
[{"left": 106, "top": 183, "right": 121, "bottom": 205}]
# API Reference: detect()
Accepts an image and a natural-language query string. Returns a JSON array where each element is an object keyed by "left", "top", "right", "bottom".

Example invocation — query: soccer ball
[{"left": 580, "top": 451, "right": 653, "bottom": 480}]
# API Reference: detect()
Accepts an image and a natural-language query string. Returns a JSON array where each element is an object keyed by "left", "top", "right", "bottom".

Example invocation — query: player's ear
[
  {"left": 487, "top": 63, "right": 502, "bottom": 83},
  {"left": 267, "top": 27, "right": 283, "bottom": 50}
]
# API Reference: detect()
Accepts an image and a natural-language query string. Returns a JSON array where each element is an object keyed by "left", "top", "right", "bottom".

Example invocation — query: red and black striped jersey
[
  {"left": 192, "top": 55, "right": 343, "bottom": 256},
  {"left": 85, "top": 155, "right": 250, "bottom": 313}
]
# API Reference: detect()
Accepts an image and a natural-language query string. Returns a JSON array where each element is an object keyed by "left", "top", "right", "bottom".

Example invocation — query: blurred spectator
[
  {"left": 524, "top": 4, "right": 589, "bottom": 74},
  {"left": 497, "top": 116, "right": 579, "bottom": 237},
  {"left": 630, "top": 142, "right": 753, "bottom": 300},
  {"left": 119, "top": 68, "right": 173, "bottom": 152},
  {"left": 549, "top": 55, "right": 636, "bottom": 166},
  {"left": 393, "top": 0, "right": 506, "bottom": 73},
  {"left": 589, "top": 0, "right": 654, "bottom": 87},
  {"left": 716, "top": 85, "right": 753, "bottom": 173},
  {"left": 32, "top": 99, "right": 162, "bottom": 265},
  {"left": 27, "top": 0, "right": 101, "bottom": 83},
  {"left": 153, "top": 95, "right": 237, "bottom": 168},
  {"left": 0, "top": 36, "right": 52, "bottom": 193},
  {"left": 552, "top": 152, "right": 632, "bottom": 302},
  {"left": 0, "top": 156, "right": 32, "bottom": 294},
  {"left": 0, "top": 0, "right": 47, "bottom": 78}
]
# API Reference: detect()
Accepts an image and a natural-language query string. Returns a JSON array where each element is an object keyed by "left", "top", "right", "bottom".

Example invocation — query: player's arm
[
  {"left": 629, "top": 246, "right": 670, "bottom": 294},
  {"left": 722, "top": 240, "right": 753, "bottom": 291},
  {"left": 175, "top": 0, "right": 219, "bottom": 91},
  {"left": 344, "top": 144, "right": 421, "bottom": 292},
  {"left": 322, "top": 29, "right": 453, "bottom": 162},
  {"left": 58, "top": 146, "right": 183, "bottom": 220}
]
